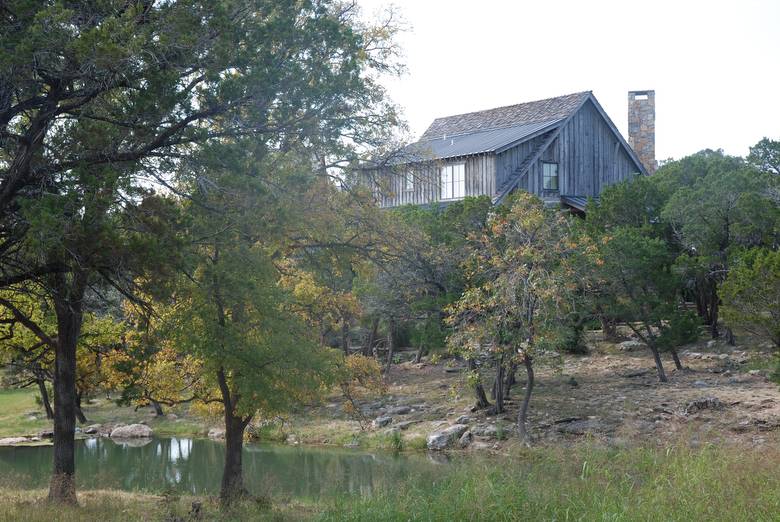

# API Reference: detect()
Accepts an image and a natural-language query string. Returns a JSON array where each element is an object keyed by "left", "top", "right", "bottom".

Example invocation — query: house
[{"left": 366, "top": 90, "right": 656, "bottom": 212}]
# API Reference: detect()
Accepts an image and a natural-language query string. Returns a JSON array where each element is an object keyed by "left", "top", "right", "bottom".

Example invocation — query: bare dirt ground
[{"left": 294, "top": 331, "right": 780, "bottom": 451}]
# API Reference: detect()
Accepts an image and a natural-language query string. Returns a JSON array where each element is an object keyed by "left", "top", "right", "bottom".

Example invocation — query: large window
[
  {"left": 542, "top": 162, "right": 559, "bottom": 191},
  {"left": 440, "top": 163, "right": 465, "bottom": 200}
]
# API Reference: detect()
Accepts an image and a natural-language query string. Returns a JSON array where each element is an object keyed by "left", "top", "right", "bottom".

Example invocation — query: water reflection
[{"left": 0, "top": 437, "right": 442, "bottom": 499}]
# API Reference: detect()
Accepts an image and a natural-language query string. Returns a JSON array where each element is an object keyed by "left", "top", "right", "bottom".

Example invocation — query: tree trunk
[
  {"left": 48, "top": 272, "right": 86, "bottom": 504},
  {"left": 649, "top": 344, "right": 668, "bottom": 382},
  {"left": 37, "top": 377, "right": 54, "bottom": 420},
  {"left": 363, "top": 317, "right": 379, "bottom": 357},
  {"left": 670, "top": 348, "right": 683, "bottom": 371},
  {"left": 414, "top": 340, "right": 426, "bottom": 364},
  {"left": 600, "top": 315, "right": 618, "bottom": 341},
  {"left": 504, "top": 361, "right": 517, "bottom": 397},
  {"left": 493, "top": 357, "right": 505, "bottom": 414},
  {"left": 151, "top": 400, "right": 164, "bottom": 417},
  {"left": 709, "top": 288, "right": 720, "bottom": 339},
  {"left": 468, "top": 358, "right": 491, "bottom": 410},
  {"left": 217, "top": 368, "right": 252, "bottom": 509},
  {"left": 385, "top": 318, "right": 395, "bottom": 373},
  {"left": 724, "top": 326, "right": 735, "bottom": 346},
  {"left": 74, "top": 393, "right": 87, "bottom": 424},
  {"left": 341, "top": 321, "right": 350, "bottom": 356},
  {"left": 517, "top": 355, "right": 535, "bottom": 444}
]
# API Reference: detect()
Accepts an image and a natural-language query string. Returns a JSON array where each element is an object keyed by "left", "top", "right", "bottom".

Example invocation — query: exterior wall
[
  {"left": 546, "top": 99, "right": 639, "bottom": 197},
  {"left": 495, "top": 132, "right": 552, "bottom": 194},
  {"left": 370, "top": 154, "right": 496, "bottom": 208}
]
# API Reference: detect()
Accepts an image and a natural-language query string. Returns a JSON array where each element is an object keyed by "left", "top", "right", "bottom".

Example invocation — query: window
[
  {"left": 440, "top": 163, "right": 465, "bottom": 200},
  {"left": 542, "top": 162, "right": 559, "bottom": 191},
  {"left": 404, "top": 170, "right": 414, "bottom": 191}
]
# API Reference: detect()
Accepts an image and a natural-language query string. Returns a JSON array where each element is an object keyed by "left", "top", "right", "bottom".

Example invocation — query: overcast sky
[{"left": 358, "top": 0, "right": 780, "bottom": 161}]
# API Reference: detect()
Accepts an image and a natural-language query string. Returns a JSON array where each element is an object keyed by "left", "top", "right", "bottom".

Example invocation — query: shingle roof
[
  {"left": 403, "top": 119, "right": 561, "bottom": 162},
  {"left": 420, "top": 91, "right": 591, "bottom": 141}
]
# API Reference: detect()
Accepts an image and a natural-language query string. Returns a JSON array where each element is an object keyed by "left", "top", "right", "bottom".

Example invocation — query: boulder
[
  {"left": 426, "top": 424, "right": 469, "bottom": 450},
  {"left": 471, "top": 424, "right": 498, "bottom": 438},
  {"left": 395, "top": 420, "right": 418, "bottom": 431},
  {"left": 110, "top": 423, "right": 153, "bottom": 439},
  {"left": 372, "top": 416, "right": 393, "bottom": 429},
  {"left": 684, "top": 397, "right": 724, "bottom": 415},
  {"left": 387, "top": 405, "right": 411, "bottom": 415},
  {"left": 208, "top": 427, "right": 226, "bottom": 440},
  {"left": 618, "top": 340, "right": 646, "bottom": 352},
  {"left": 285, "top": 434, "right": 299, "bottom": 445},
  {"left": 455, "top": 415, "right": 471, "bottom": 424},
  {"left": 458, "top": 430, "right": 473, "bottom": 449},
  {"left": 83, "top": 424, "right": 101, "bottom": 435},
  {"left": 0, "top": 437, "right": 29, "bottom": 446}
]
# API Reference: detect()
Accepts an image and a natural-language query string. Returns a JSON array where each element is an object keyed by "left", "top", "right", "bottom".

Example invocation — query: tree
[
  {"left": 447, "top": 193, "right": 573, "bottom": 442},
  {"left": 748, "top": 138, "right": 780, "bottom": 176},
  {"left": 1, "top": 0, "right": 400, "bottom": 503},
  {"left": 661, "top": 152, "right": 778, "bottom": 338},
  {"left": 721, "top": 248, "right": 780, "bottom": 348},
  {"left": 587, "top": 227, "right": 683, "bottom": 382}
]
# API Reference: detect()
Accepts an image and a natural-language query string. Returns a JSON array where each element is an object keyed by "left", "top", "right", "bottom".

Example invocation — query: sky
[{"left": 357, "top": 0, "right": 780, "bottom": 161}]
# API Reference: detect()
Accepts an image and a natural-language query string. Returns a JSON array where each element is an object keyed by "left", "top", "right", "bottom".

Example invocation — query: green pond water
[{"left": 0, "top": 437, "right": 449, "bottom": 499}]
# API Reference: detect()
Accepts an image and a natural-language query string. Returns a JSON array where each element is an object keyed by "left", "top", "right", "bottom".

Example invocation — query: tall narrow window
[
  {"left": 543, "top": 162, "right": 559, "bottom": 191},
  {"left": 404, "top": 170, "right": 414, "bottom": 191},
  {"left": 440, "top": 163, "right": 465, "bottom": 200}
]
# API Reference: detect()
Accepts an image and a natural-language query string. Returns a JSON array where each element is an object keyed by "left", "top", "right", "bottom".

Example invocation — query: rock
[
  {"left": 285, "top": 434, "right": 299, "bottom": 445},
  {"left": 622, "top": 369, "right": 650, "bottom": 378},
  {"left": 693, "top": 380, "right": 709, "bottom": 388},
  {"left": 455, "top": 415, "right": 471, "bottom": 424},
  {"left": 567, "top": 376, "right": 579, "bottom": 387},
  {"left": 110, "top": 424, "right": 153, "bottom": 439},
  {"left": 0, "top": 437, "right": 29, "bottom": 446},
  {"left": 166, "top": 414, "right": 178, "bottom": 420},
  {"left": 618, "top": 340, "right": 646, "bottom": 352},
  {"left": 471, "top": 424, "right": 499, "bottom": 438},
  {"left": 748, "top": 370, "right": 762, "bottom": 376},
  {"left": 372, "top": 416, "right": 393, "bottom": 429},
  {"left": 556, "top": 419, "right": 602, "bottom": 435},
  {"left": 383, "top": 427, "right": 401, "bottom": 436},
  {"left": 83, "top": 424, "right": 101, "bottom": 435},
  {"left": 684, "top": 397, "right": 724, "bottom": 415},
  {"left": 426, "top": 424, "right": 469, "bottom": 450},
  {"left": 470, "top": 441, "right": 492, "bottom": 450},
  {"left": 208, "top": 427, "right": 226, "bottom": 440},
  {"left": 388, "top": 406, "right": 411, "bottom": 415},
  {"left": 38, "top": 429, "right": 54, "bottom": 439},
  {"left": 395, "top": 420, "right": 418, "bottom": 430},
  {"left": 706, "top": 340, "right": 717, "bottom": 349},
  {"left": 458, "top": 430, "right": 473, "bottom": 448}
]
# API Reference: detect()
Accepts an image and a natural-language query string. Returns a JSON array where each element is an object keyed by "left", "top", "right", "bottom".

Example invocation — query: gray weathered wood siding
[
  {"left": 370, "top": 154, "right": 496, "bottom": 208},
  {"left": 548, "top": 99, "right": 639, "bottom": 197}
]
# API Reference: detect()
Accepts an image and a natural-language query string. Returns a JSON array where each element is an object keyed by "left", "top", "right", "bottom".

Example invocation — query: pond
[{"left": 0, "top": 437, "right": 449, "bottom": 499}]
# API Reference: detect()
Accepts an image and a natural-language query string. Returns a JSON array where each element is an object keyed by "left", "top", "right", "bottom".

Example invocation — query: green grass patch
[{"left": 320, "top": 444, "right": 780, "bottom": 521}]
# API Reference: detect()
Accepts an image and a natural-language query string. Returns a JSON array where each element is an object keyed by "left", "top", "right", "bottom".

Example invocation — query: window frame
[
  {"left": 404, "top": 169, "right": 414, "bottom": 192},
  {"left": 542, "top": 162, "right": 559, "bottom": 192},
  {"left": 440, "top": 163, "right": 465, "bottom": 200}
]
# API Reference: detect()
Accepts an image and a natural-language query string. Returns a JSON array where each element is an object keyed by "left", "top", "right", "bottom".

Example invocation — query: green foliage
[
  {"left": 748, "top": 137, "right": 780, "bottom": 176},
  {"left": 721, "top": 248, "right": 780, "bottom": 348},
  {"left": 657, "top": 311, "right": 701, "bottom": 351}
]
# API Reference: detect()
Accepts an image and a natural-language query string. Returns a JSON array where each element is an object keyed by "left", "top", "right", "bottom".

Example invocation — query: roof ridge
[{"left": 427, "top": 91, "right": 591, "bottom": 125}]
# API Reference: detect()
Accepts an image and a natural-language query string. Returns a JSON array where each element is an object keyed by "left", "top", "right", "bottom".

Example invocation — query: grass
[
  {"left": 0, "top": 388, "right": 206, "bottom": 438},
  {"left": 1, "top": 444, "right": 779, "bottom": 520},
  {"left": 320, "top": 443, "right": 780, "bottom": 521}
]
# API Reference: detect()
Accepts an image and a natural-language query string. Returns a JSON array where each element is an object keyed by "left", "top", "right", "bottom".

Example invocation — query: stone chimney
[{"left": 628, "top": 90, "right": 656, "bottom": 173}]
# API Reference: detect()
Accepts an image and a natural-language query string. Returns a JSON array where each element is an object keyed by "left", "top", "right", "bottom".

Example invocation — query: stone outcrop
[
  {"left": 426, "top": 424, "right": 469, "bottom": 450},
  {"left": 110, "top": 423, "right": 153, "bottom": 438}
]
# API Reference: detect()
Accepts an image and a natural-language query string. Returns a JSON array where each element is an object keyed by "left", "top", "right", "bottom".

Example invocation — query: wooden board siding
[
  {"left": 369, "top": 154, "right": 497, "bottom": 208},
  {"left": 551, "top": 99, "right": 638, "bottom": 197}
]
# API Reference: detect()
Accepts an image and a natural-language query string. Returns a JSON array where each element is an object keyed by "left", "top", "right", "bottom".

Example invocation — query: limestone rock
[
  {"left": 426, "top": 424, "right": 469, "bottom": 450},
  {"left": 110, "top": 423, "right": 153, "bottom": 439},
  {"left": 388, "top": 406, "right": 411, "bottom": 415},
  {"left": 83, "top": 424, "right": 101, "bottom": 435},
  {"left": 395, "top": 420, "right": 418, "bottom": 430},
  {"left": 372, "top": 416, "right": 393, "bottom": 429},
  {"left": 208, "top": 427, "right": 226, "bottom": 440},
  {"left": 684, "top": 397, "right": 724, "bottom": 415},
  {"left": 618, "top": 340, "right": 646, "bottom": 352},
  {"left": 556, "top": 419, "right": 602, "bottom": 435},
  {"left": 458, "top": 430, "right": 473, "bottom": 449},
  {"left": 455, "top": 415, "right": 471, "bottom": 424},
  {"left": 0, "top": 437, "right": 29, "bottom": 446}
]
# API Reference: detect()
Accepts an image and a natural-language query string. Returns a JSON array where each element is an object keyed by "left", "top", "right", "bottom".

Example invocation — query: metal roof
[
  {"left": 560, "top": 195, "right": 597, "bottom": 211},
  {"left": 400, "top": 119, "right": 561, "bottom": 163}
]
